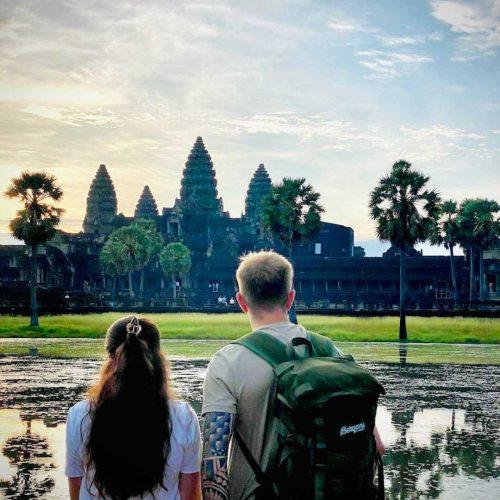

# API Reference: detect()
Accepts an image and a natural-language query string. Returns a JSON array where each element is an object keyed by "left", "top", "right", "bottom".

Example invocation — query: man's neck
[{"left": 249, "top": 309, "right": 290, "bottom": 330}]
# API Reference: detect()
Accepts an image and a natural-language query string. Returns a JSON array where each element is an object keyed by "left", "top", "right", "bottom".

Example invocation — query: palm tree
[
  {"left": 103, "top": 225, "right": 148, "bottom": 299},
  {"left": 430, "top": 200, "right": 460, "bottom": 308},
  {"left": 261, "top": 177, "right": 324, "bottom": 323},
  {"left": 5, "top": 172, "right": 63, "bottom": 326},
  {"left": 160, "top": 242, "right": 191, "bottom": 301},
  {"left": 458, "top": 199, "right": 500, "bottom": 302},
  {"left": 134, "top": 219, "right": 163, "bottom": 300},
  {"left": 369, "top": 160, "right": 440, "bottom": 340},
  {"left": 474, "top": 206, "right": 500, "bottom": 300},
  {"left": 100, "top": 238, "right": 126, "bottom": 303}
]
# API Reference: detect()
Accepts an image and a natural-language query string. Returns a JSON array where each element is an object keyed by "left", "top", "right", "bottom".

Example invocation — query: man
[{"left": 201, "top": 251, "right": 384, "bottom": 499}]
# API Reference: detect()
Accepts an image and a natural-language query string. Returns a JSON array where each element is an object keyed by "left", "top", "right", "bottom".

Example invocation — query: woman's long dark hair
[{"left": 86, "top": 316, "right": 172, "bottom": 499}]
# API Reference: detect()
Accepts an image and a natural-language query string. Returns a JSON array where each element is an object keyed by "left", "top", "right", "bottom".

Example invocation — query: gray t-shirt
[{"left": 202, "top": 321, "right": 307, "bottom": 500}]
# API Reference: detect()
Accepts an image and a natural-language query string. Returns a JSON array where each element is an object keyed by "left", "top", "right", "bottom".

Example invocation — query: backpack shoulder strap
[
  {"left": 306, "top": 331, "right": 343, "bottom": 358},
  {"left": 232, "top": 331, "right": 289, "bottom": 369}
]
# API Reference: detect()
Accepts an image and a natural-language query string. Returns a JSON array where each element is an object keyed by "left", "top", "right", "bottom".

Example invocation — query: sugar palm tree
[
  {"left": 160, "top": 242, "right": 191, "bottom": 300},
  {"left": 369, "top": 160, "right": 440, "bottom": 340},
  {"left": 5, "top": 172, "right": 63, "bottom": 326},
  {"left": 457, "top": 199, "right": 500, "bottom": 302},
  {"left": 474, "top": 206, "right": 500, "bottom": 300},
  {"left": 261, "top": 177, "right": 324, "bottom": 323},
  {"left": 430, "top": 200, "right": 460, "bottom": 308}
]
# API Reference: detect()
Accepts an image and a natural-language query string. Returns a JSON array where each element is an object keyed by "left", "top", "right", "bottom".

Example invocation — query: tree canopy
[
  {"left": 5, "top": 172, "right": 64, "bottom": 246},
  {"left": 457, "top": 198, "right": 500, "bottom": 251},
  {"left": 160, "top": 242, "right": 192, "bottom": 277},
  {"left": 369, "top": 160, "right": 440, "bottom": 248},
  {"left": 431, "top": 200, "right": 460, "bottom": 250},
  {"left": 261, "top": 177, "right": 324, "bottom": 254}
]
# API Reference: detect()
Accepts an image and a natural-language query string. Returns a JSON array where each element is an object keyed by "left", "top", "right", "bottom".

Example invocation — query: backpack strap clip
[{"left": 286, "top": 336, "right": 313, "bottom": 360}]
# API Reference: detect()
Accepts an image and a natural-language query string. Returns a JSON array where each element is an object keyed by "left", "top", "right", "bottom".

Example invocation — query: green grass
[
  {"left": 0, "top": 339, "right": 498, "bottom": 364},
  {"left": 0, "top": 313, "right": 499, "bottom": 344}
]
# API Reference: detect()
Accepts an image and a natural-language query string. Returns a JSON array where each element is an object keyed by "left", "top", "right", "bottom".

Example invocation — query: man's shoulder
[
  {"left": 207, "top": 338, "right": 272, "bottom": 375},
  {"left": 210, "top": 340, "right": 258, "bottom": 362}
]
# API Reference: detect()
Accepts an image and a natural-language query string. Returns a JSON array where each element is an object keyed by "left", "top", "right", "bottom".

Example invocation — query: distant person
[
  {"left": 202, "top": 251, "right": 385, "bottom": 499},
  {"left": 65, "top": 316, "right": 201, "bottom": 500},
  {"left": 229, "top": 297, "right": 235, "bottom": 306}
]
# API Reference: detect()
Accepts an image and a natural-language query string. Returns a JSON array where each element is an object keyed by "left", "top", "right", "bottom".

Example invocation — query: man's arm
[
  {"left": 201, "top": 411, "right": 235, "bottom": 500},
  {"left": 374, "top": 426, "right": 385, "bottom": 456}
]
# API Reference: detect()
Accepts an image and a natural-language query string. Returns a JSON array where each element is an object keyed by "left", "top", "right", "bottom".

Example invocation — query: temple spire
[
  {"left": 179, "top": 137, "right": 223, "bottom": 213},
  {"left": 83, "top": 164, "right": 117, "bottom": 234},
  {"left": 245, "top": 163, "right": 272, "bottom": 233},
  {"left": 134, "top": 185, "right": 158, "bottom": 219}
]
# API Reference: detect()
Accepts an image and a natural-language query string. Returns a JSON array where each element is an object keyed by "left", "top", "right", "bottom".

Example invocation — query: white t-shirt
[{"left": 65, "top": 399, "right": 201, "bottom": 499}]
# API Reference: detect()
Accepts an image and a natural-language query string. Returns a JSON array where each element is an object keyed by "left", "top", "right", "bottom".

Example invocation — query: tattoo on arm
[{"left": 201, "top": 412, "right": 235, "bottom": 500}]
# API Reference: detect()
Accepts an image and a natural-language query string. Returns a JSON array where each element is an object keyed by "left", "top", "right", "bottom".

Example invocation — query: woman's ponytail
[{"left": 87, "top": 316, "right": 171, "bottom": 499}]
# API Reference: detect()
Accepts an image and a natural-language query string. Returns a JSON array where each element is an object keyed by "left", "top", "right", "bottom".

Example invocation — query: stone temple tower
[
  {"left": 179, "top": 137, "right": 223, "bottom": 214},
  {"left": 178, "top": 137, "right": 224, "bottom": 273},
  {"left": 134, "top": 185, "right": 158, "bottom": 219},
  {"left": 83, "top": 164, "right": 117, "bottom": 234},
  {"left": 245, "top": 163, "right": 272, "bottom": 235}
]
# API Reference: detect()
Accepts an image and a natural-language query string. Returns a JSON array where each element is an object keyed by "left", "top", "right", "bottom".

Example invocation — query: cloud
[
  {"left": 450, "top": 54, "right": 481, "bottom": 61},
  {"left": 379, "top": 36, "right": 419, "bottom": 46},
  {"left": 397, "top": 124, "right": 497, "bottom": 162},
  {"left": 378, "top": 32, "right": 443, "bottom": 46},
  {"left": 214, "top": 112, "right": 390, "bottom": 151},
  {"left": 430, "top": 0, "right": 500, "bottom": 52},
  {"left": 356, "top": 50, "right": 433, "bottom": 79},
  {"left": 327, "top": 18, "right": 376, "bottom": 33},
  {"left": 21, "top": 104, "right": 123, "bottom": 127},
  {"left": 400, "top": 124, "right": 485, "bottom": 140}
]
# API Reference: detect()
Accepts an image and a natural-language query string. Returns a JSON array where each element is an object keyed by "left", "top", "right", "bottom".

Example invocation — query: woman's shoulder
[
  {"left": 169, "top": 399, "right": 197, "bottom": 422},
  {"left": 67, "top": 399, "right": 91, "bottom": 424},
  {"left": 169, "top": 400, "right": 200, "bottom": 444}
]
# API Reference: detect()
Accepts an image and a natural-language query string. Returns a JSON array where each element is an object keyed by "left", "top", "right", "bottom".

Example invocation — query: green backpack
[{"left": 232, "top": 330, "right": 385, "bottom": 500}]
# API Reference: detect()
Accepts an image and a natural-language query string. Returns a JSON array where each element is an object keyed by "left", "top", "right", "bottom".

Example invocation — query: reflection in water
[
  {"left": 0, "top": 346, "right": 498, "bottom": 499},
  {"left": 0, "top": 419, "right": 55, "bottom": 499},
  {"left": 399, "top": 343, "right": 408, "bottom": 367}
]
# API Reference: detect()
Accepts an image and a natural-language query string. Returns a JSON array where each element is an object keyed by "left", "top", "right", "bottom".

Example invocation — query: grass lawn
[
  {"left": 0, "top": 312, "right": 499, "bottom": 344},
  {"left": 0, "top": 339, "right": 498, "bottom": 364}
]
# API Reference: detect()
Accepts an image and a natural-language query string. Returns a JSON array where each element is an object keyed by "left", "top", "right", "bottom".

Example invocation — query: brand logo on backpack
[{"left": 340, "top": 422, "right": 366, "bottom": 436}]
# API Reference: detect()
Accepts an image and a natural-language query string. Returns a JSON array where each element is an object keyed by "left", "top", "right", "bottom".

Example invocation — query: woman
[{"left": 65, "top": 316, "right": 202, "bottom": 499}]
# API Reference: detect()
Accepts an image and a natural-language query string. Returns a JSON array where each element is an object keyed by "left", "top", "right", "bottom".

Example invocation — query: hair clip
[{"left": 126, "top": 316, "right": 142, "bottom": 336}]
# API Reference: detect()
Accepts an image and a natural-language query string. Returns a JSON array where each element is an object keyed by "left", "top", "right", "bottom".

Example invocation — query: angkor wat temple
[{"left": 1, "top": 137, "right": 499, "bottom": 310}]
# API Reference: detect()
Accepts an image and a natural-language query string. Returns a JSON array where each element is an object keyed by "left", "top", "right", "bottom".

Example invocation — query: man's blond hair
[{"left": 236, "top": 251, "right": 293, "bottom": 310}]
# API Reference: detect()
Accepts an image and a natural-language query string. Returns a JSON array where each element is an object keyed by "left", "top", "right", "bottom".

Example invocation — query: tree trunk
[
  {"left": 287, "top": 244, "right": 298, "bottom": 324},
  {"left": 30, "top": 244, "right": 39, "bottom": 327},
  {"left": 449, "top": 245, "right": 459, "bottom": 308},
  {"left": 479, "top": 248, "right": 485, "bottom": 301},
  {"left": 172, "top": 274, "right": 177, "bottom": 300},
  {"left": 128, "top": 269, "right": 134, "bottom": 299},
  {"left": 399, "top": 247, "right": 407, "bottom": 340},
  {"left": 140, "top": 269, "right": 145, "bottom": 300},
  {"left": 112, "top": 276, "right": 117, "bottom": 303},
  {"left": 469, "top": 245, "right": 475, "bottom": 304}
]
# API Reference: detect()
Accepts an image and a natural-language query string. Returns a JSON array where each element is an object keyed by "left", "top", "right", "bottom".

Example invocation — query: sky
[{"left": 0, "top": 0, "right": 499, "bottom": 255}]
